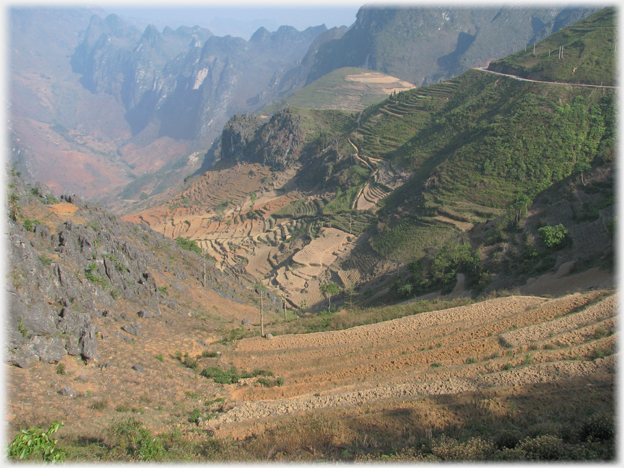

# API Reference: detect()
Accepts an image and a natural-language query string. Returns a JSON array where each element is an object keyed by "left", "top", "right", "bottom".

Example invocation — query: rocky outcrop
[
  {"left": 305, "top": 5, "right": 599, "bottom": 87},
  {"left": 71, "top": 14, "right": 326, "bottom": 145},
  {"left": 6, "top": 173, "right": 284, "bottom": 368},
  {"left": 201, "top": 108, "right": 306, "bottom": 172}
]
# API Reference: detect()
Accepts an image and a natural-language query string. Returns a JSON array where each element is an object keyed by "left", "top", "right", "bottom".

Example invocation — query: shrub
[
  {"left": 538, "top": 224, "right": 569, "bottom": 249},
  {"left": 430, "top": 435, "right": 494, "bottom": 460},
  {"left": 188, "top": 409, "right": 203, "bottom": 424},
  {"left": 494, "top": 430, "right": 523, "bottom": 450},
  {"left": 202, "top": 350, "right": 219, "bottom": 358},
  {"left": 108, "top": 418, "right": 166, "bottom": 461},
  {"left": 175, "top": 237, "right": 202, "bottom": 255},
  {"left": 90, "top": 400, "right": 109, "bottom": 410},
  {"left": 579, "top": 411, "right": 614, "bottom": 442},
  {"left": 591, "top": 347, "right": 613, "bottom": 360},
  {"left": 155, "top": 354, "right": 164, "bottom": 363},
  {"left": 517, "top": 435, "right": 565, "bottom": 460},
  {"left": 56, "top": 363, "right": 66, "bottom": 375},
  {"left": 8, "top": 420, "right": 65, "bottom": 462},
  {"left": 182, "top": 354, "right": 199, "bottom": 371}
]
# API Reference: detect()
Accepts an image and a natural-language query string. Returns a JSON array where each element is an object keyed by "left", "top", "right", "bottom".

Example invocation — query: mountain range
[
  {"left": 9, "top": 4, "right": 599, "bottom": 206},
  {"left": 5, "top": 5, "right": 616, "bottom": 463}
]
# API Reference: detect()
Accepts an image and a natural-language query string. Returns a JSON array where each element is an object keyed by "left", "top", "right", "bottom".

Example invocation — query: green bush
[
  {"left": 517, "top": 435, "right": 565, "bottom": 460},
  {"left": 188, "top": 409, "right": 203, "bottom": 424},
  {"left": 175, "top": 237, "right": 202, "bottom": 255},
  {"left": 538, "top": 224, "right": 569, "bottom": 249},
  {"left": 8, "top": 420, "right": 65, "bottom": 462},
  {"left": 108, "top": 418, "right": 166, "bottom": 461},
  {"left": 579, "top": 411, "right": 614, "bottom": 442}
]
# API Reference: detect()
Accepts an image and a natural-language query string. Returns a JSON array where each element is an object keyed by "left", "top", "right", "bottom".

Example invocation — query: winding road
[{"left": 474, "top": 67, "right": 618, "bottom": 89}]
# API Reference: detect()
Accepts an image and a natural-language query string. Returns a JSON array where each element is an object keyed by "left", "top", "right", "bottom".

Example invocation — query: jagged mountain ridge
[
  {"left": 9, "top": 4, "right": 599, "bottom": 206},
  {"left": 71, "top": 14, "right": 328, "bottom": 143},
  {"left": 125, "top": 8, "right": 615, "bottom": 310},
  {"left": 304, "top": 5, "right": 600, "bottom": 87}
]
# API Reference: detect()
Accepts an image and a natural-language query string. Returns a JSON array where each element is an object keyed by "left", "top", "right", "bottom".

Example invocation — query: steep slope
[
  {"left": 125, "top": 8, "right": 615, "bottom": 311},
  {"left": 71, "top": 15, "right": 326, "bottom": 144},
  {"left": 305, "top": 5, "right": 599, "bottom": 86},
  {"left": 9, "top": 9, "right": 327, "bottom": 203},
  {"left": 487, "top": 7, "right": 616, "bottom": 85},
  {"left": 6, "top": 170, "right": 285, "bottom": 370},
  {"left": 261, "top": 67, "right": 415, "bottom": 114},
  {"left": 9, "top": 7, "right": 136, "bottom": 197}
]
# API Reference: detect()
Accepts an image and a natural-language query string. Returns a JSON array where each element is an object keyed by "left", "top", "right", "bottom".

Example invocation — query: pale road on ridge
[{"left": 474, "top": 67, "right": 618, "bottom": 88}]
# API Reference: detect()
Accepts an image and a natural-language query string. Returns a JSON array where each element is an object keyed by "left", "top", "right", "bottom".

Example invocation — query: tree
[
  {"left": 507, "top": 194, "right": 531, "bottom": 228},
  {"left": 575, "top": 161, "right": 591, "bottom": 186},
  {"left": 319, "top": 282, "right": 340, "bottom": 312},
  {"left": 538, "top": 224, "right": 569, "bottom": 249}
]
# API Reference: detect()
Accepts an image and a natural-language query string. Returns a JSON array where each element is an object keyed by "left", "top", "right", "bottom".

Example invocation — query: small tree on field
[{"left": 320, "top": 282, "right": 340, "bottom": 312}]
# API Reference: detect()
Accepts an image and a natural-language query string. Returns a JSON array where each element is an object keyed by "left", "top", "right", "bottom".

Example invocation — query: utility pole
[
  {"left": 202, "top": 255, "right": 206, "bottom": 288},
  {"left": 260, "top": 290, "right": 264, "bottom": 337},
  {"left": 283, "top": 297, "right": 287, "bottom": 320}
]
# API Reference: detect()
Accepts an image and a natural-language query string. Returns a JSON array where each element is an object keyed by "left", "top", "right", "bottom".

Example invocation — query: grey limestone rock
[
  {"left": 137, "top": 309, "right": 153, "bottom": 318},
  {"left": 59, "top": 386, "right": 76, "bottom": 397},
  {"left": 121, "top": 322, "right": 141, "bottom": 336},
  {"left": 30, "top": 335, "right": 67, "bottom": 363}
]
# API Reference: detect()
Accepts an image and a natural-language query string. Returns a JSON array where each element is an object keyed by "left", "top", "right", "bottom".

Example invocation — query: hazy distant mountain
[
  {"left": 71, "top": 14, "right": 327, "bottom": 145},
  {"left": 304, "top": 5, "right": 600, "bottom": 86},
  {"left": 7, "top": 4, "right": 601, "bottom": 206}
]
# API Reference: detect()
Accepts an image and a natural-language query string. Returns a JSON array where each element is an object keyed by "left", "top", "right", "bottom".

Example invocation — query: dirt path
[{"left": 474, "top": 67, "right": 618, "bottom": 88}]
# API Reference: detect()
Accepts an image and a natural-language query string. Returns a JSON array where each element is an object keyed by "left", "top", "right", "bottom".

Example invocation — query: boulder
[{"left": 59, "top": 386, "right": 76, "bottom": 397}]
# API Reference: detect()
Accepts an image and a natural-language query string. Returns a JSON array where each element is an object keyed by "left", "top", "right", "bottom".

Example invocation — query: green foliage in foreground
[
  {"left": 8, "top": 420, "right": 65, "bottom": 462},
  {"left": 54, "top": 407, "right": 614, "bottom": 462},
  {"left": 108, "top": 418, "right": 166, "bottom": 461}
]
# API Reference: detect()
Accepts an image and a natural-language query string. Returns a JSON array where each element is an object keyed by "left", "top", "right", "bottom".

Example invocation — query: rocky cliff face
[
  {"left": 305, "top": 5, "right": 599, "bottom": 86},
  {"left": 199, "top": 108, "right": 308, "bottom": 173},
  {"left": 6, "top": 172, "right": 283, "bottom": 369},
  {"left": 71, "top": 15, "right": 327, "bottom": 146}
]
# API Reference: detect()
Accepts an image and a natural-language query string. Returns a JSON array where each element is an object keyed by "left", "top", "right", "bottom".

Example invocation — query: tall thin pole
[{"left": 260, "top": 290, "right": 264, "bottom": 337}]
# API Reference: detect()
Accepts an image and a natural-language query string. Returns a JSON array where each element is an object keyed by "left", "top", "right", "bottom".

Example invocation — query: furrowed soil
[{"left": 7, "top": 288, "right": 616, "bottom": 455}]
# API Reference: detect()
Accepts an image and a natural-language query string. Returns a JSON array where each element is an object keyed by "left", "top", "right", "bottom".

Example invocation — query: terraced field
[{"left": 204, "top": 290, "right": 616, "bottom": 440}]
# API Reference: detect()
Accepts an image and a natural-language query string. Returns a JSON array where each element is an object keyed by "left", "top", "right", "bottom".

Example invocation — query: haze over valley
[{"left": 6, "top": 4, "right": 617, "bottom": 462}]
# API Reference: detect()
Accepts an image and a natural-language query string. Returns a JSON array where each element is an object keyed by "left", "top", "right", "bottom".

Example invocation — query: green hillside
[
  {"left": 261, "top": 67, "right": 414, "bottom": 115},
  {"left": 307, "top": 8, "right": 614, "bottom": 294},
  {"left": 208, "top": 7, "right": 615, "bottom": 300},
  {"left": 487, "top": 8, "right": 616, "bottom": 85}
]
